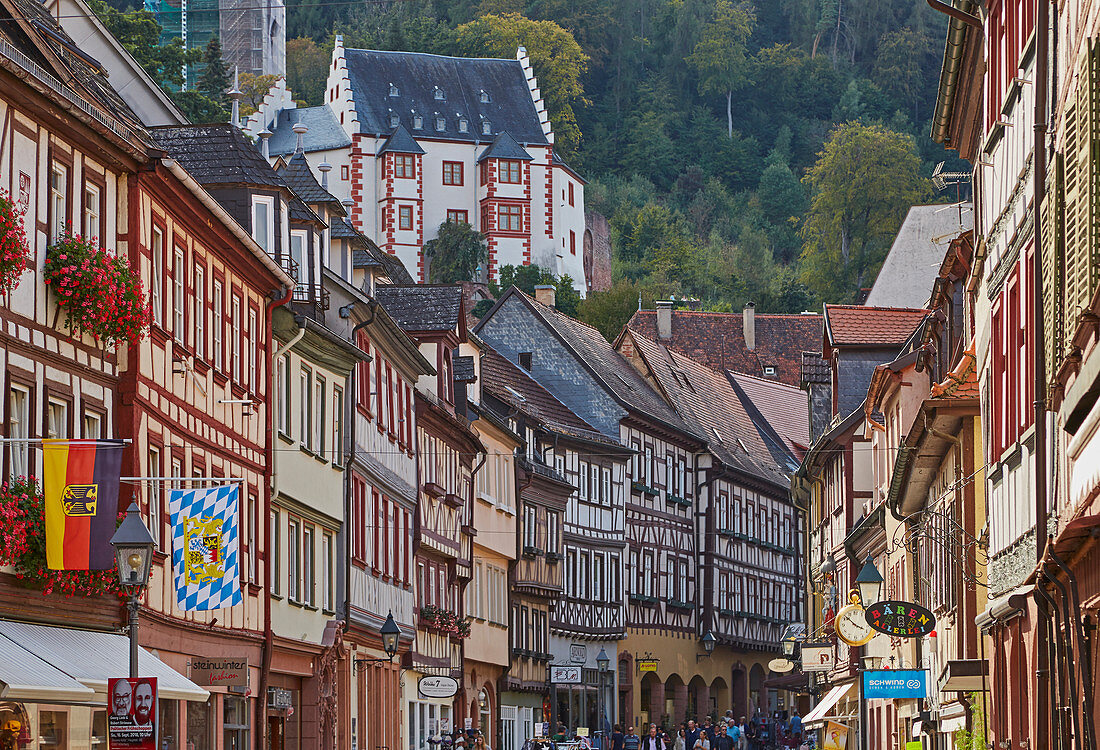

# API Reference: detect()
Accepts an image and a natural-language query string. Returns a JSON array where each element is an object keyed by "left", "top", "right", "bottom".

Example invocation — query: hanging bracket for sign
[{"left": 864, "top": 600, "right": 936, "bottom": 637}]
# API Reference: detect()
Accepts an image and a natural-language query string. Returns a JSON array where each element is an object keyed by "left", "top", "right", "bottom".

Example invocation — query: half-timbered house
[
  {"left": 478, "top": 342, "right": 632, "bottom": 737},
  {"left": 374, "top": 284, "right": 485, "bottom": 739},
  {"left": 0, "top": 0, "right": 217, "bottom": 742},
  {"left": 618, "top": 330, "right": 804, "bottom": 721},
  {"left": 475, "top": 286, "right": 713, "bottom": 729}
]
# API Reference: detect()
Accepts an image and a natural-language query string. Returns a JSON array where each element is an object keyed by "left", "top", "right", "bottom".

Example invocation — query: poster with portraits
[{"left": 107, "top": 677, "right": 157, "bottom": 750}]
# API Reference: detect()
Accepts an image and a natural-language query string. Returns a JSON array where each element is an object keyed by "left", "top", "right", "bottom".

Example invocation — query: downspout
[
  {"left": 1047, "top": 545, "right": 1096, "bottom": 747},
  {"left": 1042, "top": 566, "right": 1081, "bottom": 746},
  {"left": 261, "top": 283, "right": 293, "bottom": 750},
  {"left": 343, "top": 300, "right": 377, "bottom": 637},
  {"left": 1033, "top": 2, "right": 1050, "bottom": 748},
  {"left": 1034, "top": 581, "right": 1065, "bottom": 747},
  {"left": 695, "top": 465, "right": 720, "bottom": 641}
]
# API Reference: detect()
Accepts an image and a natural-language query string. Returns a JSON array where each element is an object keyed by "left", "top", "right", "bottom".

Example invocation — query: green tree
[
  {"left": 453, "top": 13, "right": 588, "bottom": 155},
  {"left": 424, "top": 221, "right": 488, "bottom": 283},
  {"left": 872, "top": 27, "right": 932, "bottom": 119},
  {"left": 799, "top": 122, "right": 931, "bottom": 304},
  {"left": 171, "top": 91, "right": 227, "bottom": 123},
  {"left": 286, "top": 37, "right": 331, "bottom": 106},
  {"left": 577, "top": 279, "right": 657, "bottom": 341},
  {"left": 89, "top": 0, "right": 196, "bottom": 89},
  {"left": 197, "top": 36, "right": 230, "bottom": 103},
  {"left": 687, "top": 0, "right": 756, "bottom": 138},
  {"left": 237, "top": 73, "right": 282, "bottom": 116}
]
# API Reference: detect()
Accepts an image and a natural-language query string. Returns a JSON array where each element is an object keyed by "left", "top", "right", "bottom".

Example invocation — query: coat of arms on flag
[
  {"left": 168, "top": 485, "right": 242, "bottom": 611},
  {"left": 43, "top": 439, "right": 125, "bottom": 570}
]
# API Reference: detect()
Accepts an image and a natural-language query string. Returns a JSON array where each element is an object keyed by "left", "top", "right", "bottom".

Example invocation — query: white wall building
[{"left": 245, "top": 43, "right": 589, "bottom": 291}]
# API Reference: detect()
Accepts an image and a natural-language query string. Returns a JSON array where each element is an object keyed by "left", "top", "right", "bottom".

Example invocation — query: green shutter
[{"left": 1042, "top": 150, "right": 1064, "bottom": 388}]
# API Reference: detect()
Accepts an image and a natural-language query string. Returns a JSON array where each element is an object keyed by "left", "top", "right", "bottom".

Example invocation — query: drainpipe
[
  {"left": 260, "top": 283, "right": 293, "bottom": 750},
  {"left": 1034, "top": 582, "right": 1065, "bottom": 747},
  {"left": 1047, "top": 545, "right": 1096, "bottom": 747},
  {"left": 1043, "top": 566, "right": 1081, "bottom": 745},
  {"left": 926, "top": 0, "right": 983, "bottom": 27},
  {"left": 695, "top": 465, "right": 720, "bottom": 642},
  {"left": 1033, "top": 1, "right": 1050, "bottom": 747}
]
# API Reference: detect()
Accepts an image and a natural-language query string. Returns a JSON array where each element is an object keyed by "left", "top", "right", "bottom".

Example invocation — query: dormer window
[
  {"left": 435, "top": 116, "right": 445, "bottom": 131},
  {"left": 762, "top": 365, "right": 777, "bottom": 378},
  {"left": 389, "top": 112, "right": 400, "bottom": 128},
  {"left": 458, "top": 118, "right": 468, "bottom": 133},
  {"left": 479, "top": 90, "right": 490, "bottom": 103},
  {"left": 389, "top": 83, "right": 399, "bottom": 97},
  {"left": 482, "top": 120, "right": 492, "bottom": 135},
  {"left": 433, "top": 87, "right": 445, "bottom": 100},
  {"left": 519, "top": 352, "right": 533, "bottom": 370},
  {"left": 412, "top": 114, "right": 423, "bottom": 130}
]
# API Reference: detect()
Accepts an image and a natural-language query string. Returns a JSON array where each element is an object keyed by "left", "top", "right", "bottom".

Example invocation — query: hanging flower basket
[
  {"left": 0, "top": 477, "right": 124, "bottom": 598},
  {"left": 44, "top": 234, "right": 149, "bottom": 347},
  {"left": 0, "top": 191, "right": 31, "bottom": 295}
]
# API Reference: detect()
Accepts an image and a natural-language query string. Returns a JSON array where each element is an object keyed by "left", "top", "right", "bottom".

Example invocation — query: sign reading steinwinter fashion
[
  {"left": 189, "top": 657, "right": 249, "bottom": 687},
  {"left": 107, "top": 677, "right": 157, "bottom": 750},
  {"left": 862, "top": 670, "right": 929, "bottom": 699},
  {"left": 550, "top": 665, "right": 583, "bottom": 684},
  {"left": 418, "top": 675, "right": 459, "bottom": 698},
  {"left": 864, "top": 600, "right": 936, "bottom": 637}
]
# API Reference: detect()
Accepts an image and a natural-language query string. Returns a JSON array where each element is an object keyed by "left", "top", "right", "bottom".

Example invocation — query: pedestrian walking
[
  {"left": 641, "top": 725, "right": 666, "bottom": 750},
  {"left": 674, "top": 728, "right": 686, "bottom": 750},
  {"left": 624, "top": 726, "right": 641, "bottom": 750},
  {"left": 613, "top": 725, "right": 626, "bottom": 750}
]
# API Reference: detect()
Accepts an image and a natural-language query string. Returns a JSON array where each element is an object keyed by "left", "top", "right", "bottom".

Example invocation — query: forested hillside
[{"left": 280, "top": 0, "right": 963, "bottom": 316}]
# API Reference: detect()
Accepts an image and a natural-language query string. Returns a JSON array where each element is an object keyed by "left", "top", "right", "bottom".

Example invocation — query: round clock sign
[{"left": 864, "top": 600, "right": 936, "bottom": 638}]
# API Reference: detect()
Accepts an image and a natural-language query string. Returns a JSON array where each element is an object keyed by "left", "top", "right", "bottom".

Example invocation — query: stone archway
[
  {"left": 639, "top": 671, "right": 662, "bottom": 728},
  {"left": 748, "top": 664, "right": 765, "bottom": 716},
  {"left": 709, "top": 676, "right": 729, "bottom": 719},
  {"left": 664, "top": 674, "right": 686, "bottom": 728},
  {"left": 687, "top": 675, "right": 708, "bottom": 722},
  {"left": 731, "top": 663, "right": 748, "bottom": 720}
]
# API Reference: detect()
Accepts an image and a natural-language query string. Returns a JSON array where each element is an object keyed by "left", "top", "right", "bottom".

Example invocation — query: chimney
[
  {"left": 534, "top": 284, "right": 556, "bottom": 308},
  {"left": 743, "top": 302, "right": 756, "bottom": 351},
  {"left": 656, "top": 299, "right": 673, "bottom": 340}
]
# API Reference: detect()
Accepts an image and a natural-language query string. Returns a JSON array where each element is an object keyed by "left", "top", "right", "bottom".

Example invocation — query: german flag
[{"left": 44, "top": 439, "right": 125, "bottom": 570}]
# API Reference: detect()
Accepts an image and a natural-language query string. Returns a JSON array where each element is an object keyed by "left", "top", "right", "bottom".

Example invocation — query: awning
[
  {"left": 803, "top": 683, "right": 855, "bottom": 728},
  {"left": 975, "top": 584, "right": 1035, "bottom": 630},
  {"left": 0, "top": 620, "right": 209, "bottom": 702},
  {"left": 939, "top": 715, "right": 967, "bottom": 733}
]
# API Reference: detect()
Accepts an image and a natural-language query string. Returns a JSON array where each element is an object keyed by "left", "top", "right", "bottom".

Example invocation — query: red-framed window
[
  {"left": 499, "top": 160, "right": 522, "bottom": 183},
  {"left": 570, "top": 230, "right": 576, "bottom": 255},
  {"left": 352, "top": 474, "right": 368, "bottom": 563},
  {"left": 396, "top": 376, "right": 405, "bottom": 449},
  {"left": 373, "top": 489, "right": 384, "bottom": 572},
  {"left": 499, "top": 204, "right": 523, "bottom": 232},
  {"left": 356, "top": 330, "right": 372, "bottom": 416},
  {"left": 375, "top": 350, "right": 385, "bottom": 433},
  {"left": 481, "top": 205, "right": 492, "bottom": 232},
  {"left": 394, "top": 154, "right": 415, "bottom": 179},
  {"left": 568, "top": 182, "right": 574, "bottom": 206},
  {"left": 386, "top": 363, "right": 395, "bottom": 436},
  {"left": 989, "top": 253, "right": 1034, "bottom": 459},
  {"left": 447, "top": 209, "right": 468, "bottom": 224},
  {"left": 398, "top": 205, "right": 413, "bottom": 230},
  {"left": 443, "top": 161, "right": 464, "bottom": 186},
  {"left": 479, "top": 161, "right": 489, "bottom": 184}
]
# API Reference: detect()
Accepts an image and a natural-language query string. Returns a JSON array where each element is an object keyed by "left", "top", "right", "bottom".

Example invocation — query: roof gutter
[
  {"left": 160, "top": 157, "right": 296, "bottom": 289},
  {"left": 930, "top": 0, "right": 982, "bottom": 145}
]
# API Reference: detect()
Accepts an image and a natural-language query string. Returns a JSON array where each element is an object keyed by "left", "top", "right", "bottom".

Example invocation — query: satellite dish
[{"left": 768, "top": 658, "right": 794, "bottom": 673}]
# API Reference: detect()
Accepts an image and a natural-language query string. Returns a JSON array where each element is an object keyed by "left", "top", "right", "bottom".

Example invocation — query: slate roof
[
  {"left": 627, "top": 332, "right": 795, "bottom": 486},
  {"left": 150, "top": 124, "right": 287, "bottom": 188},
  {"left": 287, "top": 195, "right": 325, "bottom": 226},
  {"left": 374, "top": 252, "right": 415, "bottom": 285},
  {"left": 480, "top": 346, "right": 620, "bottom": 446},
  {"left": 343, "top": 49, "right": 549, "bottom": 145},
  {"left": 824, "top": 305, "right": 929, "bottom": 347},
  {"left": 523, "top": 294, "right": 700, "bottom": 439},
  {"left": 864, "top": 203, "right": 974, "bottom": 309},
  {"left": 728, "top": 372, "right": 810, "bottom": 454},
  {"left": 277, "top": 151, "right": 344, "bottom": 213},
  {"left": 476, "top": 131, "right": 533, "bottom": 162},
  {"left": 376, "top": 125, "right": 426, "bottom": 155},
  {"left": 801, "top": 352, "right": 830, "bottom": 386},
  {"left": 374, "top": 285, "right": 463, "bottom": 332},
  {"left": 626, "top": 309, "right": 822, "bottom": 389},
  {"left": 267, "top": 106, "right": 352, "bottom": 155}
]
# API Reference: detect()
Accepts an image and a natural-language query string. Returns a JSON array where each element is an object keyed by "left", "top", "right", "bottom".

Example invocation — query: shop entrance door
[{"left": 268, "top": 716, "right": 284, "bottom": 750}]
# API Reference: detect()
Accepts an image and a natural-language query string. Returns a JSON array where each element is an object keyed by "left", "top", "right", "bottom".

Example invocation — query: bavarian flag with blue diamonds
[
  {"left": 43, "top": 439, "right": 125, "bottom": 570},
  {"left": 169, "top": 485, "right": 242, "bottom": 610}
]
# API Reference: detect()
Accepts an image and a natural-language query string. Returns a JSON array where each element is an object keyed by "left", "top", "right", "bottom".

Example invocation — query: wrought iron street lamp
[
  {"left": 854, "top": 557, "right": 883, "bottom": 606},
  {"left": 110, "top": 502, "right": 156, "bottom": 679},
  {"left": 355, "top": 612, "right": 402, "bottom": 672},
  {"left": 596, "top": 648, "right": 610, "bottom": 740}
]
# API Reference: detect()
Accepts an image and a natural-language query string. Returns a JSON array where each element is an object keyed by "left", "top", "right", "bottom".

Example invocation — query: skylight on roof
[
  {"left": 736, "top": 438, "right": 748, "bottom": 452},
  {"left": 458, "top": 118, "right": 468, "bottom": 133},
  {"left": 482, "top": 120, "right": 492, "bottom": 135},
  {"left": 436, "top": 116, "right": 445, "bottom": 132},
  {"left": 413, "top": 114, "right": 423, "bottom": 129},
  {"left": 389, "top": 112, "right": 399, "bottom": 128},
  {"left": 434, "top": 87, "right": 445, "bottom": 100},
  {"left": 389, "top": 83, "right": 399, "bottom": 97},
  {"left": 480, "top": 90, "right": 490, "bottom": 103}
]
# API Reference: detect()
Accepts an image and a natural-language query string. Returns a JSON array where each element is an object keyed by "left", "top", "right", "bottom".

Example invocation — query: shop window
[
  {"left": 223, "top": 696, "right": 249, "bottom": 750},
  {"left": 39, "top": 709, "right": 68, "bottom": 747},
  {"left": 188, "top": 697, "right": 214, "bottom": 750}
]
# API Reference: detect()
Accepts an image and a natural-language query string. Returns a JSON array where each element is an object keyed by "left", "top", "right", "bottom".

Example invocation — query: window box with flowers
[
  {"left": 44, "top": 234, "right": 149, "bottom": 347},
  {"left": 0, "top": 476, "right": 124, "bottom": 598},
  {"left": 0, "top": 191, "right": 32, "bottom": 296}
]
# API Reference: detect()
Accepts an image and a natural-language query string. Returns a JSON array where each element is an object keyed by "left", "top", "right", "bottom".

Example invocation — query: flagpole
[
  {"left": 0, "top": 438, "right": 133, "bottom": 443},
  {"left": 120, "top": 476, "right": 247, "bottom": 483}
]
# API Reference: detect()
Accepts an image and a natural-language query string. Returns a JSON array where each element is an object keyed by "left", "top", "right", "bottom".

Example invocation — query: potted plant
[{"left": 0, "top": 192, "right": 31, "bottom": 296}]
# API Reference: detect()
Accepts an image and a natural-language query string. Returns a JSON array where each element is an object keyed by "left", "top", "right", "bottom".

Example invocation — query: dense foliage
[
  {"left": 0, "top": 191, "right": 31, "bottom": 295},
  {"left": 282, "top": 0, "right": 964, "bottom": 313}
]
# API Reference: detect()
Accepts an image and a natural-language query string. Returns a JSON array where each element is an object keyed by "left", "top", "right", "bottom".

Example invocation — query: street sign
[
  {"left": 768, "top": 658, "right": 794, "bottom": 673},
  {"left": 862, "top": 670, "right": 929, "bottom": 699},
  {"left": 550, "top": 665, "right": 583, "bottom": 684},
  {"left": 189, "top": 657, "right": 249, "bottom": 687},
  {"left": 570, "top": 644, "right": 587, "bottom": 663},
  {"left": 864, "top": 600, "right": 936, "bottom": 638},
  {"left": 800, "top": 642, "right": 834, "bottom": 672}
]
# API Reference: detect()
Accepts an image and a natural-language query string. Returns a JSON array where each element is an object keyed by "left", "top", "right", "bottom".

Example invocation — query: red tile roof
[
  {"left": 824, "top": 305, "right": 929, "bottom": 347},
  {"left": 626, "top": 310, "right": 822, "bottom": 388},
  {"left": 931, "top": 342, "right": 979, "bottom": 399}
]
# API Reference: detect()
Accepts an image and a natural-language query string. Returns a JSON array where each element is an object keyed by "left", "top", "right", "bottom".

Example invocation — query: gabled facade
[{"left": 243, "top": 45, "right": 588, "bottom": 289}]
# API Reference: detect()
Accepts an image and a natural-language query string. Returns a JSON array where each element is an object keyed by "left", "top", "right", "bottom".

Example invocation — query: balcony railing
[
  {"left": 291, "top": 283, "right": 330, "bottom": 318},
  {"left": 277, "top": 254, "right": 299, "bottom": 281}
]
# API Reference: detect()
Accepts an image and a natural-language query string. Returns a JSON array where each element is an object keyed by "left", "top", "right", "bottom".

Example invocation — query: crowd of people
[{"left": 605, "top": 711, "right": 807, "bottom": 750}]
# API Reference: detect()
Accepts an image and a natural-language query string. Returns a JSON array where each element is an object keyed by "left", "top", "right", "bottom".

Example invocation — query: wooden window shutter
[
  {"left": 1041, "top": 150, "right": 1064, "bottom": 387},
  {"left": 1065, "top": 39, "right": 1100, "bottom": 344}
]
